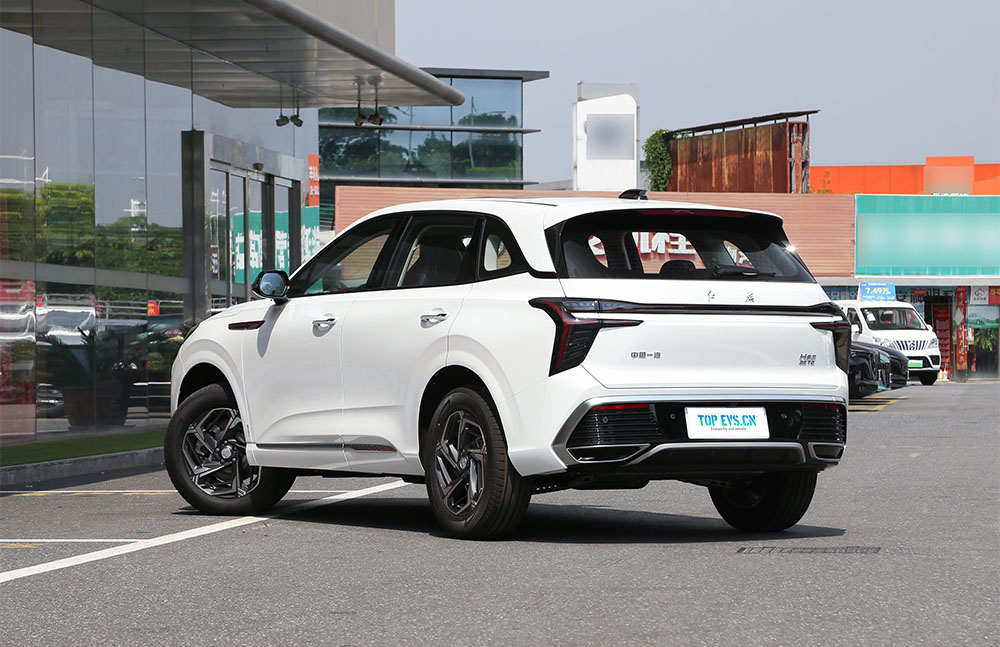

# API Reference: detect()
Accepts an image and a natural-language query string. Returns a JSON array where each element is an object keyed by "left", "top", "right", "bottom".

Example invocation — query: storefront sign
[
  {"left": 859, "top": 281, "right": 896, "bottom": 301},
  {"left": 990, "top": 286, "right": 1000, "bottom": 305},
  {"left": 911, "top": 289, "right": 928, "bottom": 297},
  {"left": 933, "top": 306, "right": 952, "bottom": 370},
  {"left": 969, "top": 285, "right": 990, "bottom": 306},
  {"left": 955, "top": 286, "right": 968, "bottom": 371},
  {"left": 307, "top": 154, "right": 320, "bottom": 207}
]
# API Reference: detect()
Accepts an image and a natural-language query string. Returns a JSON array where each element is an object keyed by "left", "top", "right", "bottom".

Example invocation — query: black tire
[
  {"left": 709, "top": 471, "right": 817, "bottom": 532},
  {"left": 421, "top": 387, "right": 531, "bottom": 539},
  {"left": 165, "top": 384, "right": 295, "bottom": 515},
  {"left": 919, "top": 372, "right": 937, "bottom": 386}
]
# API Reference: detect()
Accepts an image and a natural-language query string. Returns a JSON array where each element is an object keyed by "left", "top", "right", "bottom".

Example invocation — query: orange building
[{"left": 810, "top": 156, "right": 1000, "bottom": 195}]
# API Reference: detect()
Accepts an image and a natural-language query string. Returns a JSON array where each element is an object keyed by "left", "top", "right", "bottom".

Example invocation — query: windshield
[
  {"left": 862, "top": 307, "right": 927, "bottom": 331},
  {"left": 553, "top": 210, "right": 814, "bottom": 282}
]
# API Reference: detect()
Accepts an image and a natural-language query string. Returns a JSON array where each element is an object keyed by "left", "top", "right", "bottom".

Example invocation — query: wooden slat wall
[
  {"left": 335, "top": 186, "right": 855, "bottom": 277},
  {"left": 667, "top": 122, "right": 809, "bottom": 194}
]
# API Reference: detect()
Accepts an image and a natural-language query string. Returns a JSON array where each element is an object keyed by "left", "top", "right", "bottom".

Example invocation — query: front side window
[
  {"left": 388, "top": 215, "right": 478, "bottom": 288},
  {"left": 287, "top": 216, "right": 400, "bottom": 296},
  {"left": 554, "top": 210, "right": 814, "bottom": 282},
  {"left": 862, "top": 307, "right": 926, "bottom": 331}
]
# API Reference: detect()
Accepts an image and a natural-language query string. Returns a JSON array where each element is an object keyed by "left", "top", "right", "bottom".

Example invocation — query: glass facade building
[
  {"left": 1, "top": 0, "right": 456, "bottom": 454},
  {"left": 318, "top": 68, "right": 547, "bottom": 228}
]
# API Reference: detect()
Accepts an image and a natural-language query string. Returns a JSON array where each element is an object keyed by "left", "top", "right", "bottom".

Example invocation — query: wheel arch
[
  {"left": 418, "top": 365, "right": 498, "bottom": 440},
  {"left": 178, "top": 362, "right": 237, "bottom": 405}
]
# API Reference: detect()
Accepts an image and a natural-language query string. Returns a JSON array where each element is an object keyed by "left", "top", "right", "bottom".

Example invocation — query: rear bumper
[{"left": 552, "top": 394, "right": 846, "bottom": 475}]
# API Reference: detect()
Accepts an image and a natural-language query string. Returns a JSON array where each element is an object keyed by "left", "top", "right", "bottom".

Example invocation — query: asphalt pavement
[{"left": 1, "top": 381, "right": 997, "bottom": 646}]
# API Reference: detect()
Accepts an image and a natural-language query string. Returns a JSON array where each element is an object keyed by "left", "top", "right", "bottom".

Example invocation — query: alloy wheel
[
  {"left": 433, "top": 409, "right": 488, "bottom": 516},
  {"left": 181, "top": 407, "right": 260, "bottom": 498}
]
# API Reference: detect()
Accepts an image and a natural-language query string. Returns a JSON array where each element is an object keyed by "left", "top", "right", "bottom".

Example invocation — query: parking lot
[{"left": 1, "top": 381, "right": 997, "bottom": 646}]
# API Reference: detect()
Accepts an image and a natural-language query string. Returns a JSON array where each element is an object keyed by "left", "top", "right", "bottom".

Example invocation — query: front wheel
[
  {"left": 165, "top": 384, "right": 295, "bottom": 515},
  {"left": 919, "top": 372, "right": 938, "bottom": 386},
  {"left": 422, "top": 387, "right": 531, "bottom": 539},
  {"left": 709, "top": 471, "right": 817, "bottom": 532}
]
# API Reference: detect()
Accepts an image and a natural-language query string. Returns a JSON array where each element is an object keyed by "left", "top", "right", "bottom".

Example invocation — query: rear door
[
  {"left": 553, "top": 210, "right": 845, "bottom": 391},
  {"left": 339, "top": 213, "right": 479, "bottom": 472}
]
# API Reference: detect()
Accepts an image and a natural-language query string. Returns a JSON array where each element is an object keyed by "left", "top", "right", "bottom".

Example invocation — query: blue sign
[{"left": 859, "top": 281, "right": 896, "bottom": 301}]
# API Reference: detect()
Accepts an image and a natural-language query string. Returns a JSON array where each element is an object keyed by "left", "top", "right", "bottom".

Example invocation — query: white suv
[{"left": 166, "top": 195, "right": 850, "bottom": 538}]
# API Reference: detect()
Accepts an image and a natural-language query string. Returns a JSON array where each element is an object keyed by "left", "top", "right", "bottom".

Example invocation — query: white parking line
[
  {"left": 0, "top": 489, "right": 350, "bottom": 494},
  {"left": 0, "top": 539, "right": 140, "bottom": 543},
  {"left": 0, "top": 480, "right": 409, "bottom": 585}
]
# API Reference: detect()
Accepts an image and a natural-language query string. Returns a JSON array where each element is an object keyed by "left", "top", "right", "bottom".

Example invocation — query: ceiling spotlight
[
  {"left": 354, "top": 82, "right": 366, "bottom": 126},
  {"left": 290, "top": 114, "right": 303, "bottom": 128},
  {"left": 367, "top": 85, "right": 382, "bottom": 125},
  {"left": 276, "top": 86, "right": 289, "bottom": 126}
]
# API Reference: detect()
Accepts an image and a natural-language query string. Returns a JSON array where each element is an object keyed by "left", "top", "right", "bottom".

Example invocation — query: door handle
[
  {"left": 420, "top": 312, "right": 449, "bottom": 323},
  {"left": 312, "top": 316, "right": 338, "bottom": 327}
]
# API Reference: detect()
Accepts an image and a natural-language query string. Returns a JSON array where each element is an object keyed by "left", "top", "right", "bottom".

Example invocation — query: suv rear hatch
[{"left": 541, "top": 208, "right": 848, "bottom": 390}]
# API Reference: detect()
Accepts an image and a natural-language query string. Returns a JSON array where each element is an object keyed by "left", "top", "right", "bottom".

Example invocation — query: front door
[{"left": 241, "top": 214, "right": 402, "bottom": 470}]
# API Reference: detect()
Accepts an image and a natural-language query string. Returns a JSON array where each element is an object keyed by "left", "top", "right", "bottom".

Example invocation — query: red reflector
[
  {"left": 803, "top": 403, "right": 843, "bottom": 411},
  {"left": 592, "top": 403, "right": 651, "bottom": 411}
]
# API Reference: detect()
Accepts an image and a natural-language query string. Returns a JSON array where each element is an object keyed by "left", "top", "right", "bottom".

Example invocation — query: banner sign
[
  {"left": 859, "top": 281, "right": 896, "bottom": 301},
  {"left": 933, "top": 305, "right": 952, "bottom": 370},
  {"left": 990, "top": 286, "right": 1000, "bottom": 305},
  {"left": 307, "top": 154, "right": 320, "bottom": 207},
  {"left": 955, "top": 286, "right": 968, "bottom": 371}
]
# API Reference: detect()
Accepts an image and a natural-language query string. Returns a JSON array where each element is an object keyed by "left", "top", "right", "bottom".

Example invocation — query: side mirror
[{"left": 251, "top": 270, "right": 290, "bottom": 304}]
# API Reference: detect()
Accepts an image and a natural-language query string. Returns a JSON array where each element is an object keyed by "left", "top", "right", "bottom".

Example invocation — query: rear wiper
[{"left": 712, "top": 265, "right": 774, "bottom": 277}]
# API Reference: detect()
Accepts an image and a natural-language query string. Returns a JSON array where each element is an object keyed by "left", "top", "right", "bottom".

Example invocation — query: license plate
[
  {"left": 685, "top": 407, "right": 769, "bottom": 440},
  {"left": 908, "top": 359, "right": 923, "bottom": 368}
]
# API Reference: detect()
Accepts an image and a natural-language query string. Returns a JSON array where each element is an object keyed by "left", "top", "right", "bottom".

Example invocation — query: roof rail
[{"left": 618, "top": 188, "right": 648, "bottom": 200}]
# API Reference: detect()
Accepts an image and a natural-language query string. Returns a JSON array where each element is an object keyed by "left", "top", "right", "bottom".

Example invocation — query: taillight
[
  {"left": 811, "top": 319, "right": 851, "bottom": 374},
  {"left": 530, "top": 298, "right": 641, "bottom": 375}
]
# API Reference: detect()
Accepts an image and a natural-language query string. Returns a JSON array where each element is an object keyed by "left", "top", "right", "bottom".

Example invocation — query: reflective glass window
[
  {"left": 95, "top": 285, "right": 148, "bottom": 428},
  {"left": 230, "top": 175, "right": 247, "bottom": 291},
  {"left": 452, "top": 132, "right": 522, "bottom": 180},
  {"left": 384, "top": 103, "right": 452, "bottom": 127},
  {"left": 248, "top": 180, "right": 264, "bottom": 284},
  {"left": 93, "top": 10, "right": 146, "bottom": 274},
  {"left": 145, "top": 61, "right": 191, "bottom": 279},
  {"left": 208, "top": 170, "right": 228, "bottom": 284},
  {"left": 0, "top": 25, "right": 36, "bottom": 263},
  {"left": 274, "top": 185, "right": 290, "bottom": 273},
  {"left": 380, "top": 130, "right": 452, "bottom": 179},
  {"left": 388, "top": 215, "right": 478, "bottom": 288},
  {"left": 34, "top": 43, "right": 95, "bottom": 267},
  {"left": 451, "top": 78, "right": 522, "bottom": 127},
  {"left": 319, "top": 127, "right": 378, "bottom": 177}
]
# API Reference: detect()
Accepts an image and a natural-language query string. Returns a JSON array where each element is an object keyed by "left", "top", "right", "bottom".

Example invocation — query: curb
[{"left": 0, "top": 448, "right": 164, "bottom": 488}]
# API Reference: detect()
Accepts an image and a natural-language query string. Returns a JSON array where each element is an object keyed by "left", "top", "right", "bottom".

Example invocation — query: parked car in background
[
  {"left": 836, "top": 300, "right": 940, "bottom": 385},
  {"left": 849, "top": 342, "right": 891, "bottom": 399},
  {"left": 853, "top": 340, "right": 907, "bottom": 390},
  {"left": 166, "top": 195, "right": 851, "bottom": 538}
]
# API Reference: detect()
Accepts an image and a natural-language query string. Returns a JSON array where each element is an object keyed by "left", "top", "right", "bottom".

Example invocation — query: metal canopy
[
  {"left": 4, "top": 0, "right": 464, "bottom": 109},
  {"left": 672, "top": 110, "right": 820, "bottom": 135}
]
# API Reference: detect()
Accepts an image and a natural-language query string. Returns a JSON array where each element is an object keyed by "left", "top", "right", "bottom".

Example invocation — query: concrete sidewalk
[{"left": 0, "top": 448, "right": 164, "bottom": 488}]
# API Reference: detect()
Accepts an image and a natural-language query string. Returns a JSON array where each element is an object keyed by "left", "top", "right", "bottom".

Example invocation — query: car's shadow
[{"left": 223, "top": 496, "right": 847, "bottom": 544}]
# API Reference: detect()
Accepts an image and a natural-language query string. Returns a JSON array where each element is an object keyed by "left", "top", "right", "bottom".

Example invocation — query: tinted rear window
[{"left": 553, "top": 210, "right": 814, "bottom": 282}]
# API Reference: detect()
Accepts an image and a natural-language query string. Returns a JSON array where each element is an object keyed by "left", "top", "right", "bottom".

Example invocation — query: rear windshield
[
  {"left": 553, "top": 210, "right": 814, "bottom": 282},
  {"left": 862, "top": 307, "right": 927, "bottom": 331}
]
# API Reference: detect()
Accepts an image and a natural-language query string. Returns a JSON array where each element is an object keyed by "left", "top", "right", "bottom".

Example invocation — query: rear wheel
[
  {"left": 422, "top": 387, "right": 531, "bottom": 539},
  {"left": 919, "top": 372, "right": 938, "bottom": 386},
  {"left": 165, "top": 384, "right": 295, "bottom": 515},
  {"left": 709, "top": 471, "right": 817, "bottom": 532}
]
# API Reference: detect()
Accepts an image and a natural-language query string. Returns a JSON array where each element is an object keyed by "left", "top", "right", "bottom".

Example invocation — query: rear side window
[
  {"left": 479, "top": 217, "right": 527, "bottom": 279},
  {"left": 554, "top": 210, "right": 814, "bottom": 282}
]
